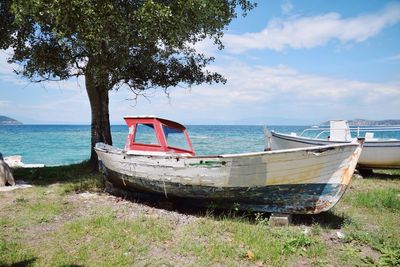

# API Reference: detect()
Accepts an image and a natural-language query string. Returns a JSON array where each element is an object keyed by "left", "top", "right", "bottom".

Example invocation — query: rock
[
  {"left": 353, "top": 173, "right": 364, "bottom": 180},
  {"left": 269, "top": 213, "right": 292, "bottom": 227},
  {"left": 302, "top": 227, "right": 311, "bottom": 235},
  {"left": 336, "top": 231, "right": 345, "bottom": 239},
  {"left": 0, "top": 154, "right": 16, "bottom": 186}
]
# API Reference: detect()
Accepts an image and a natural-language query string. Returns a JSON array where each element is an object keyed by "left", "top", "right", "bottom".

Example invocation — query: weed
[
  {"left": 378, "top": 246, "right": 400, "bottom": 266},
  {"left": 15, "top": 197, "right": 28, "bottom": 204},
  {"left": 254, "top": 212, "right": 269, "bottom": 225},
  {"left": 340, "top": 244, "right": 361, "bottom": 261},
  {"left": 282, "top": 233, "right": 314, "bottom": 255}
]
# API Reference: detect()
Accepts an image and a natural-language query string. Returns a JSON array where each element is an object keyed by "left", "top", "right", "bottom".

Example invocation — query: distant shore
[
  {"left": 322, "top": 119, "right": 400, "bottom": 126},
  {"left": 0, "top": 115, "right": 22, "bottom": 125}
]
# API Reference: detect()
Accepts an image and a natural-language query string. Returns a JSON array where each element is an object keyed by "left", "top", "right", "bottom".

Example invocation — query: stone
[
  {"left": 269, "top": 213, "right": 292, "bottom": 227},
  {"left": 0, "top": 154, "right": 16, "bottom": 187},
  {"left": 302, "top": 227, "right": 311, "bottom": 235},
  {"left": 336, "top": 231, "right": 345, "bottom": 239}
]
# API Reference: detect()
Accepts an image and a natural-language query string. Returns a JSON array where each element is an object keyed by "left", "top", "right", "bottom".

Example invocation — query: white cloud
[
  {"left": 2, "top": 60, "right": 399, "bottom": 124},
  {"left": 384, "top": 53, "right": 400, "bottom": 62},
  {"left": 0, "top": 49, "right": 85, "bottom": 92},
  {"left": 281, "top": 1, "right": 294, "bottom": 15},
  {"left": 0, "top": 49, "right": 25, "bottom": 85},
  {"left": 148, "top": 61, "right": 400, "bottom": 123},
  {"left": 224, "top": 2, "right": 400, "bottom": 53},
  {"left": 201, "top": 64, "right": 399, "bottom": 103},
  {"left": 2, "top": 90, "right": 91, "bottom": 123},
  {"left": 0, "top": 100, "right": 10, "bottom": 108}
]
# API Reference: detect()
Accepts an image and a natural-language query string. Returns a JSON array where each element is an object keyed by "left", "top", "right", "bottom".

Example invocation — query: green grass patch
[
  {"left": 7, "top": 194, "right": 70, "bottom": 226},
  {"left": 378, "top": 246, "right": 400, "bottom": 266},
  {"left": 336, "top": 170, "right": 400, "bottom": 266},
  {"left": 176, "top": 216, "right": 327, "bottom": 266},
  {"left": 0, "top": 238, "right": 36, "bottom": 266},
  {"left": 39, "top": 212, "right": 173, "bottom": 266},
  {"left": 354, "top": 188, "right": 400, "bottom": 211}
]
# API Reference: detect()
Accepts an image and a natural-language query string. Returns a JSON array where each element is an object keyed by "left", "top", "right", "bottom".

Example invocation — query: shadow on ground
[
  {"left": 365, "top": 170, "right": 400, "bottom": 180},
  {"left": 10, "top": 162, "right": 368, "bottom": 229},
  {"left": 12, "top": 162, "right": 102, "bottom": 187},
  {"left": 3, "top": 257, "right": 37, "bottom": 267},
  {"left": 103, "top": 183, "right": 348, "bottom": 229}
]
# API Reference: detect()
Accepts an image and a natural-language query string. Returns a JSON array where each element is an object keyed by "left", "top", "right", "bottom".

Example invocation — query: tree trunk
[{"left": 85, "top": 66, "right": 112, "bottom": 169}]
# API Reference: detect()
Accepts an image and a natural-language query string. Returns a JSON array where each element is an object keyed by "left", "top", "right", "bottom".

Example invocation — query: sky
[{"left": 1, "top": 0, "right": 400, "bottom": 125}]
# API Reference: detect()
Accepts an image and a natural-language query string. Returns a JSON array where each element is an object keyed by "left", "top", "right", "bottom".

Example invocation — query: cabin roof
[{"left": 123, "top": 116, "right": 186, "bottom": 129}]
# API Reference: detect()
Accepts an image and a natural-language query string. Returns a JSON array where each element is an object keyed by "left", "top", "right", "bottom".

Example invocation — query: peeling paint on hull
[
  {"left": 95, "top": 143, "right": 361, "bottom": 214},
  {"left": 106, "top": 168, "right": 347, "bottom": 214}
]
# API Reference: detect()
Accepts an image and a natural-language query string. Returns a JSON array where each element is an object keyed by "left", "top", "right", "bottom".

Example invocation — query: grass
[
  {"left": 354, "top": 188, "right": 400, "bottom": 211},
  {"left": 41, "top": 212, "right": 172, "bottom": 266},
  {"left": 0, "top": 165, "right": 399, "bottom": 266}
]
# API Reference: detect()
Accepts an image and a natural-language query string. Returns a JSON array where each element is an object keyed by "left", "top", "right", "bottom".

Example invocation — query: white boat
[
  {"left": 266, "top": 120, "right": 400, "bottom": 170},
  {"left": 3, "top": 155, "right": 45, "bottom": 168},
  {"left": 95, "top": 116, "right": 362, "bottom": 214}
]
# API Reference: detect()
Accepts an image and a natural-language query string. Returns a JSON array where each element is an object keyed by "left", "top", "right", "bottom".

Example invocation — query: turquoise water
[{"left": 0, "top": 125, "right": 399, "bottom": 166}]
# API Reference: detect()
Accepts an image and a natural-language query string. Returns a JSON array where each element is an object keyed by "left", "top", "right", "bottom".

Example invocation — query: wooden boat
[
  {"left": 266, "top": 120, "right": 400, "bottom": 170},
  {"left": 95, "top": 116, "right": 362, "bottom": 214}
]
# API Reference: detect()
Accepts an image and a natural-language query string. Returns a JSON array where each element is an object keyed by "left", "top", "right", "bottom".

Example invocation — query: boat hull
[
  {"left": 270, "top": 132, "right": 400, "bottom": 169},
  {"left": 95, "top": 143, "right": 361, "bottom": 214}
]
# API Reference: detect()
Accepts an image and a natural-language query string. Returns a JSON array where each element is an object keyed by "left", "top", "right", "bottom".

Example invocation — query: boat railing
[{"left": 300, "top": 126, "right": 400, "bottom": 138}]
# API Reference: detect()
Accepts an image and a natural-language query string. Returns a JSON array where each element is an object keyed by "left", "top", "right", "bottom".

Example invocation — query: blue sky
[{"left": 1, "top": 0, "right": 400, "bottom": 125}]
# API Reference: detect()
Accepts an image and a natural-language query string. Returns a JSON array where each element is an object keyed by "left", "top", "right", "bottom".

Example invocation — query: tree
[{"left": 0, "top": 0, "right": 255, "bottom": 167}]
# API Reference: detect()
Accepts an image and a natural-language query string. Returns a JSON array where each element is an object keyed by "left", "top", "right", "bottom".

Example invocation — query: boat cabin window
[
  {"left": 162, "top": 125, "right": 190, "bottom": 150},
  {"left": 134, "top": 123, "right": 159, "bottom": 145}
]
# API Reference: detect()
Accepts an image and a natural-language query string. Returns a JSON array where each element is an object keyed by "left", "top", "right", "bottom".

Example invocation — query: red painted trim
[
  {"left": 166, "top": 146, "right": 194, "bottom": 155},
  {"left": 123, "top": 117, "right": 195, "bottom": 156},
  {"left": 185, "top": 130, "right": 195, "bottom": 153}
]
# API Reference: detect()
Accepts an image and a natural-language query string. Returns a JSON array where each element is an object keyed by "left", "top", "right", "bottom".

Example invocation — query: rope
[{"left": 162, "top": 175, "right": 168, "bottom": 198}]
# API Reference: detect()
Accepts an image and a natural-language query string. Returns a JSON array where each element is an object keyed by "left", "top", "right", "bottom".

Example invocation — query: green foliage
[
  {"left": 1, "top": 0, "right": 255, "bottom": 91},
  {"left": 0, "top": 0, "right": 14, "bottom": 49}
]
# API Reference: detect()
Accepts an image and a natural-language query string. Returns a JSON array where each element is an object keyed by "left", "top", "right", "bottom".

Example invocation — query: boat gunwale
[
  {"left": 271, "top": 130, "right": 400, "bottom": 145},
  {"left": 95, "top": 142, "right": 358, "bottom": 159}
]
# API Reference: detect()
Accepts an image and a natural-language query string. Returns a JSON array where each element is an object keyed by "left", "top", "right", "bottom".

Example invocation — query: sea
[{"left": 0, "top": 124, "right": 399, "bottom": 166}]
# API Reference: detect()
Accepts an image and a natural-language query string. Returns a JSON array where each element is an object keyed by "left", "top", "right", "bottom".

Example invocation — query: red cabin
[{"left": 124, "top": 116, "right": 195, "bottom": 156}]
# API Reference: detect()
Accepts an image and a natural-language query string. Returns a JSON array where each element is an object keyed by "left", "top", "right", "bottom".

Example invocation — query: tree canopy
[{"left": 0, "top": 0, "right": 255, "bottom": 165}]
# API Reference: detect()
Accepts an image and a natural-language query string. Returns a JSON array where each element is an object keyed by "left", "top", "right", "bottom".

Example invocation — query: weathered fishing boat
[
  {"left": 266, "top": 120, "right": 400, "bottom": 170},
  {"left": 95, "top": 116, "right": 362, "bottom": 214}
]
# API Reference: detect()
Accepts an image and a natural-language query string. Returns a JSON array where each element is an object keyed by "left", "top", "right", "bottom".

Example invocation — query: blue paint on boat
[{"left": 105, "top": 169, "right": 346, "bottom": 214}]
